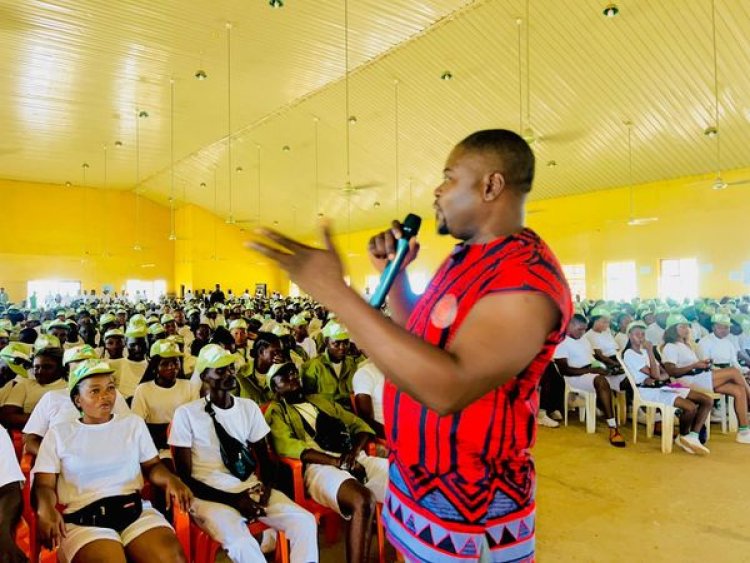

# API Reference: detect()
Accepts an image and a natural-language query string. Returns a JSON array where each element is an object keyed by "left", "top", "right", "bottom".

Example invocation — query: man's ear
[{"left": 483, "top": 171, "right": 506, "bottom": 201}]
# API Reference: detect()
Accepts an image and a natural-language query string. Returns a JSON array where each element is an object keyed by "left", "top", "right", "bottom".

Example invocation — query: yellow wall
[
  {"left": 173, "top": 204, "right": 289, "bottom": 296},
  {"left": 335, "top": 169, "right": 750, "bottom": 300},
  {"left": 0, "top": 179, "right": 174, "bottom": 302}
]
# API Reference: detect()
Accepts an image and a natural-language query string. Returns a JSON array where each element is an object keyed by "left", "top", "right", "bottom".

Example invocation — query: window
[
  {"left": 562, "top": 264, "right": 586, "bottom": 300},
  {"left": 659, "top": 258, "right": 698, "bottom": 301},
  {"left": 28, "top": 280, "right": 81, "bottom": 307},
  {"left": 125, "top": 279, "right": 167, "bottom": 302},
  {"left": 289, "top": 282, "right": 301, "bottom": 298},
  {"left": 604, "top": 261, "right": 637, "bottom": 301}
]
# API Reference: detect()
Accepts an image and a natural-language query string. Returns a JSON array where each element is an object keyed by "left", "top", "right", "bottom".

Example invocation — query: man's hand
[
  {"left": 247, "top": 224, "right": 347, "bottom": 308},
  {"left": 693, "top": 360, "right": 711, "bottom": 370},
  {"left": 368, "top": 220, "right": 420, "bottom": 274},
  {"left": 235, "top": 492, "right": 267, "bottom": 521},
  {"left": 164, "top": 475, "right": 193, "bottom": 513}
]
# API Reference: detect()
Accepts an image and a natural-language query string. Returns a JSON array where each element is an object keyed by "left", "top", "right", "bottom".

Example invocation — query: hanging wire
[
  {"left": 134, "top": 108, "right": 142, "bottom": 250},
  {"left": 313, "top": 117, "right": 320, "bottom": 217},
  {"left": 226, "top": 23, "right": 234, "bottom": 221},
  {"left": 170, "top": 79, "right": 176, "bottom": 240},
  {"left": 627, "top": 123, "right": 635, "bottom": 219},
  {"left": 525, "top": 0, "right": 531, "bottom": 128},
  {"left": 710, "top": 0, "right": 722, "bottom": 175},
  {"left": 344, "top": 0, "right": 351, "bottom": 185},
  {"left": 516, "top": 18, "right": 523, "bottom": 131},
  {"left": 394, "top": 79, "right": 400, "bottom": 215}
]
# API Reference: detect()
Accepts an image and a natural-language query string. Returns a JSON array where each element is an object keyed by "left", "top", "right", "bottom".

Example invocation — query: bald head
[{"left": 457, "top": 129, "right": 535, "bottom": 193}]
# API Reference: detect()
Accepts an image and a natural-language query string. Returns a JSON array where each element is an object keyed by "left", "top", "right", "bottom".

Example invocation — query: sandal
[{"left": 609, "top": 428, "right": 626, "bottom": 448}]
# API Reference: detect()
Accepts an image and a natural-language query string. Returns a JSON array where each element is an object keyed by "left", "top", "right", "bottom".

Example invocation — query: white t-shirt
[
  {"left": 168, "top": 398, "right": 268, "bottom": 494},
  {"left": 131, "top": 380, "right": 198, "bottom": 424},
  {"left": 23, "top": 388, "right": 130, "bottom": 438},
  {"left": 553, "top": 335, "right": 594, "bottom": 369},
  {"left": 614, "top": 332, "right": 629, "bottom": 352},
  {"left": 352, "top": 361, "right": 385, "bottom": 424},
  {"left": 0, "top": 425, "right": 24, "bottom": 488},
  {"left": 645, "top": 323, "right": 665, "bottom": 347},
  {"left": 585, "top": 329, "right": 618, "bottom": 357},
  {"left": 698, "top": 334, "right": 739, "bottom": 366},
  {"left": 5, "top": 378, "right": 68, "bottom": 414},
  {"left": 623, "top": 349, "right": 651, "bottom": 385},
  {"left": 111, "top": 358, "right": 148, "bottom": 399},
  {"left": 691, "top": 321, "right": 708, "bottom": 342},
  {"left": 32, "top": 414, "right": 157, "bottom": 513},
  {"left": 661, "top": 342, "right": 698, "bottom": 368}
]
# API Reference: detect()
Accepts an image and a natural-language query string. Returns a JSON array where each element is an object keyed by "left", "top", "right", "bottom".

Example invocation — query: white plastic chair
[
  {"left": 563, "top": 380, "right": 597, "bottom": 434},
  {"left": 617, "top": 354, "right": 676, "bottom": 454}
]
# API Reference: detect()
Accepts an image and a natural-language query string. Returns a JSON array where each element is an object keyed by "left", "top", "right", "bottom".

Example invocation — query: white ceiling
[{"left": 2, "top": 0, "right": 750, "bottom": 238}]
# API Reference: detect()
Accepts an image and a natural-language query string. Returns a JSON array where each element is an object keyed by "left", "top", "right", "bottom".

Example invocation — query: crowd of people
[{"left": 2, "top": 287, "right": 750, "bottom": 562}]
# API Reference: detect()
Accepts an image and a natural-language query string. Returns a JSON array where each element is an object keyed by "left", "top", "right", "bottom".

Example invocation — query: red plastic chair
[{"left": 173, "top": 503, "right": 289, "bottom": 563}]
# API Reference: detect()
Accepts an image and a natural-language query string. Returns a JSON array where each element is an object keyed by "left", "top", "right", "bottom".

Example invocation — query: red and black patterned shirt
[{"left": 383, "top": 228, "right": 572, "bottom": 530}]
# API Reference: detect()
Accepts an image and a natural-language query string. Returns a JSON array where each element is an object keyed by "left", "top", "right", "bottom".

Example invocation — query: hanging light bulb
[
  {"left": 704, "top": 126, "right": 718, "bottom": 138},
  {"left": 602, "top": 3, "right": 619, "bottom": 17},
  {"left": 138, "top": 110, "right": 149, "bottom": 119},
  {"left": 194, "top": 69, "right": 207, "bottom": 80},
  {"left": 347, "top": 115, "right": 357, "bottom": 124},
  {"left": 114, "top": 140, "right": 123, "bottom": 147},
  {"left": 440, "top": 70, "right": 453, "bottom": 81},
  {"left": 269, "top": 0, "right": 283, "bottom": 7}
]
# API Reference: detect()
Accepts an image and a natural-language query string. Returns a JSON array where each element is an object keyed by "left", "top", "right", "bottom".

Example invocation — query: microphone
[{"left": 368, "top": 213, "right": 422, "bottom": 309}]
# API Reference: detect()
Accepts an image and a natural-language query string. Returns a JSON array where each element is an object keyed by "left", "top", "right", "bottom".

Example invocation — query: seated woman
[
  {"left": 32, "top": 359, "right": 192, "bottom": 563},
  {"left": 613, "top": 312, "right": 633, "bottom": 352},
  {"left": 584, "top": 307, "right": 623, "bottom": 376},
  {"left": 0, "top": 342, "right": 67, "bottom": 431},
  {"left": 698, "top": 314, "right": 748, "bottom": 372},
  {"left": 0, "top": 424, "right": 26, "bottom": 563},
  {"left": 623, "top": 321, "right": 712, "bottom": 455},
  {"left": 131, "top": 340, "right": 197, "bottom": 458},
  {"left": 661, "top": 314, "right": 750, "bottom": 444}
]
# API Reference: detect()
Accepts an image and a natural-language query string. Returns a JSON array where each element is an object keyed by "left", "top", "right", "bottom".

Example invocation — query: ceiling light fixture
[
  {"left": 703, "top": 126, "right": 718, "bottom": 138},
  {"left": 603, "top": 3, "right": 619, "bottom": 17},
  {"left": 194, "top": 69, "right": 207, "bottom": 80},
  {"left": 282, "top": 145, "right": 291, "bottom": 152},
  {"left": 269, "top": 0, "right": 283, "bottom": 7},
  {"left": 347, "top": 115, "right": 357, "bottom": 124},
  {"left": 200, "top": 181, "right": 207, "bottom": 188},
  {"left": 546, "top": 160, "right": 557, "bottom": 167},
  {"left": 65, "top": 181, "right": 72, "bottom": 187},
  {"left": 235, "top": 166, "right": 243, "bottom": 173},
  {"left": 440, "top": 70, "right": 453, "bottom": 81},
  {"left": 138, "top": 110, "right": 148, "bottom": 119},
  {"left": 114, "top": 140, "right": 123, "bottom": 147}
]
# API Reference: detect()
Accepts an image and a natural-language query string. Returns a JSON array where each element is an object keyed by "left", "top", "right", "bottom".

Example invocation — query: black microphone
[{"left": 368, "top": 214, "right": 422, "bottom": 309}]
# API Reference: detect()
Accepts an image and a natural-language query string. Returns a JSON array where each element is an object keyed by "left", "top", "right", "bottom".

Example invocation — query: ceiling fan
[{"left": 690, "top": 0, "right": 750, "bottom": 191}]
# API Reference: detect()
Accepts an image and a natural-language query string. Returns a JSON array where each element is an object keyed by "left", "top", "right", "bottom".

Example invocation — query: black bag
[
  {"left": 296, "top": 404, "right": 353, "bottom": 454},
  {"left": 205, "top": 399, "right": 257, "bottom": 481},
  {"left": 63, "top": 493, "right": 142, "bottom": 533}
]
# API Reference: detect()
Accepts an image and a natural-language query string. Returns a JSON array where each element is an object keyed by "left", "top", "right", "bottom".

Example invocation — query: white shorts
[
  {"left": 59, "top": 501, "right": 172, "bottom": 563},
  {"left": 304, "top": 453, "right": 388, "bottom": 517},
  {"left": 606, "top": 374, "right": 627, "bottom": 391},
  {"left": 678, "top": 371, "right": 714, "bottom": 392},
  {"left": 638, "top": 386, "right": 690, "bottom": 406},
  {"left": 564, "top": 374, "right": 600, "bottom": 393}
]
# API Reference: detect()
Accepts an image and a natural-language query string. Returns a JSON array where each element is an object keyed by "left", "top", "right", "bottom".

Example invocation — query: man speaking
[{"left": 250, "top": 129, "right": 572, "bottom": 562}]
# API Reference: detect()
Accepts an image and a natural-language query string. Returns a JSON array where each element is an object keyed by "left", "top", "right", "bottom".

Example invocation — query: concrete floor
[{"left": 317, "top": 418, "right": 750, "bottom": 562}]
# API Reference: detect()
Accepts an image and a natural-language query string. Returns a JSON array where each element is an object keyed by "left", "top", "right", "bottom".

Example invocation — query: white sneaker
[
  {"left": 538, "top": 414, "right": 560, "bottom": 428},
  {"left": 736, "top": 430, "right": 750, "bottom": 444},
  {"left": 710, "top": 408, "right": 724, "bottom": 423},
  {"left": 550, "top": 410, "right": 563, "bottom": 421},
  {"left": 674, "top": 436, "right": 695, "bottom": 455},
  {"left": 681, "top": 433, "right": 710, "bottom": 455},
  {"left": 636, "top": 409, "right": 662, "bottom": 425}
]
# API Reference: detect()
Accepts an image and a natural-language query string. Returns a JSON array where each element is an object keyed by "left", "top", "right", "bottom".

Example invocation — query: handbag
[
  {"left": 63, "top": 493, "right": 142, "bottom": 533},
  {"left": 295, "top": 403, "right": 353, "bottom": 454},
  {"left": 205, "top": 399, "right": 257, "bottom": 481}
]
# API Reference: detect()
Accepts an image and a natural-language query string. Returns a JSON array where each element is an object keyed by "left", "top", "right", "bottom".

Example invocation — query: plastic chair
[
  {"left": 562, "top": 380, "right": 597, "bottom": 433},
  {"left": 617, "top": 354, "right": 676, "bottom": 454},
  {"left": 707, "top": 392, "right": 737, "bottom": 435},
  {"left": 173, "top": 503, "right": 289, "bottom": 563}
]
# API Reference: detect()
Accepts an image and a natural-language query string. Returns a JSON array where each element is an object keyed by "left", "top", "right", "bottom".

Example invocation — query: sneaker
[
  {"left": 737, "top": 430, "right": 750, "bottom": 444},
  {"left": 538, "top": 414, "right": 560, "bottom": 428},
  {"left": 681, "top": 434, "right": 710, "bottom": 455},
  {"left": 710, "top": 407, "right": 724, "bottom": 423},
  {"left": 636, "top": 409, "right": 662, "bottom": 425},
  {"left": 549, "top": 410, "right": 563, "bottom": 421},
  {"left": 674, "top": 436, "right": 695, "bottom": 455}
]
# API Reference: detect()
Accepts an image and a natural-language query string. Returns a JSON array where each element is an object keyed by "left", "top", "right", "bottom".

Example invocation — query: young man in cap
[
  {"left": 116, "top": 327, "right": 149, "bottom": 402},
  {"left": 301, "top": 321, "right": 359, "bottom": 407},
  {"left": 170, "top": 345, "right": 318, "bottom": 563},
  {"left": 290, "top": 314, "right": 317, "bottom": 360},
  {"left": 266, "top": 362, "right": 387, "bottom": 563},
  {"left": 0, "top": 343, "right": 32, "bottom": 407}
]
